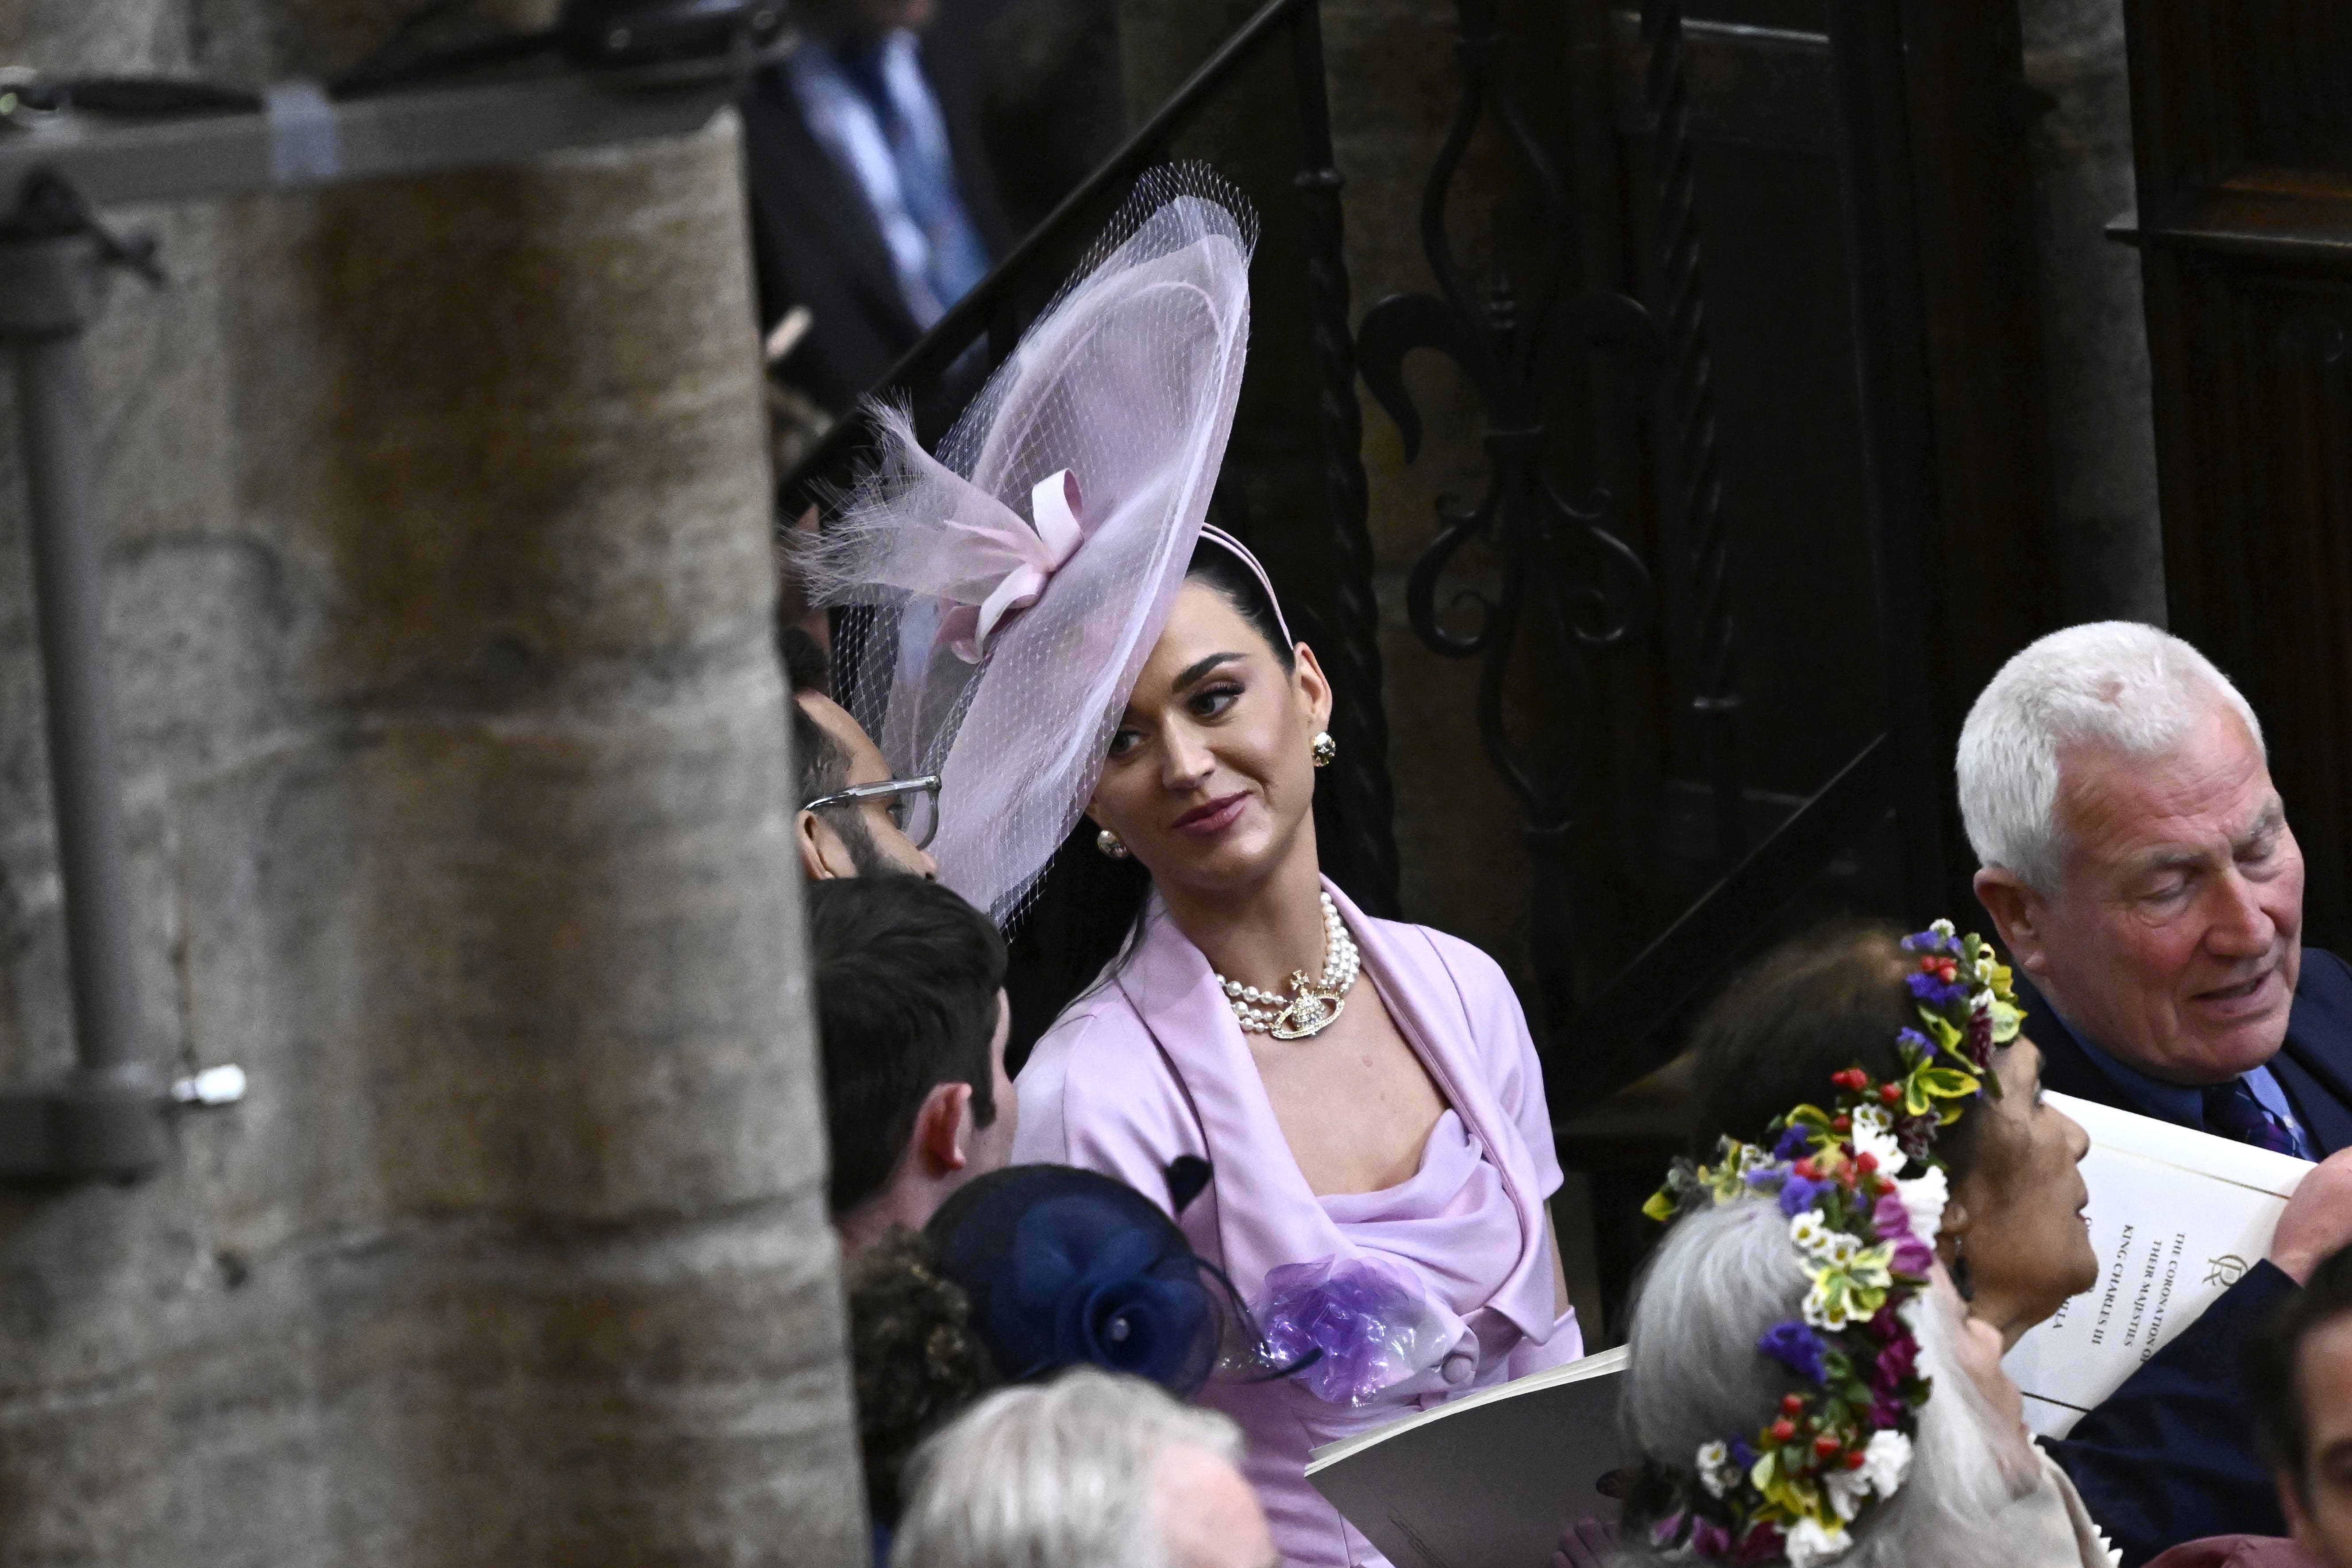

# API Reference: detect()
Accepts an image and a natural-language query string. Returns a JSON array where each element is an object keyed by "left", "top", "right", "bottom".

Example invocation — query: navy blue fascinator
[{"left": 925, "top": 1163, "right": 1280, "bottom": 1395}]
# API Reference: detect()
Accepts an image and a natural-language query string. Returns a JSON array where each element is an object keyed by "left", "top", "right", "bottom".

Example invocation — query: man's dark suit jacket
[
  {"left": 2017, "top": 952, "right": 2352, "bottom": 1565},
  {"left": 735, "top": 54, "right": 1011, "bottom": 418}
]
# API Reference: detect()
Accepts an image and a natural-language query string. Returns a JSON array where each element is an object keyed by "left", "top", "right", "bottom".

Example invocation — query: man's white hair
[
  {"left": 890, "top": 1368, "right": 1242, "bottom": 1568},
  {"left": 1956, "top": 622, "right": 2266, "bottom": 894}
]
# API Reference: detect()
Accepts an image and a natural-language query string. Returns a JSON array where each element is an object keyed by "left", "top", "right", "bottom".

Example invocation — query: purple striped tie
[{"left": 2200, "top": 1077, "right": 2302, "bottom": 1156}]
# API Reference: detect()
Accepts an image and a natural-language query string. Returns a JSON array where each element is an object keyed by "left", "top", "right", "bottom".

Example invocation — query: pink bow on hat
[{"left": 940, "top": 469, "right": 1086, "bottom": 662}]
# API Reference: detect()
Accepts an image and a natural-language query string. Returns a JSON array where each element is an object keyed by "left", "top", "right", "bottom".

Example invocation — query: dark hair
[
  {"left": 844, "top": 1231, "right": 999, "bottom": 1526},
  {"left": 781, "top": 626, "right": 850, "bottom": 807},
  {"left": 1186, "top": 540, "right": 1296, "bottom": 673},
  {"left": 1002, "top": 536, "right": 1298, "bottom": 1067},
  {"left": 809, "top": 876, "right": 1010, "bottom": 1216},
  {"left": 2249, "top": 1241, "right": 2352, "bottom": 1495},
  {"left": 1686, "top": 921, "right": 1990, "bottom": 1187}
]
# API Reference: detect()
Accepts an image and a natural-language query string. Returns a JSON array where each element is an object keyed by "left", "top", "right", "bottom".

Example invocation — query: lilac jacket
[{"left": 1014, "top": 879, "right": 1584, "bottom": 1568}]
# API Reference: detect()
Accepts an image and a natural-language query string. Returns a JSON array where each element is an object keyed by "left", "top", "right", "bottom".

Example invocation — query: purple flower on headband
[
  {"left": 1871, "top": 1190, "right": 1936, "bottom": 1276},
  {"left": 1745, "top": 1165, "right": 1786, "bottom": 1194},
  {"left": 1256, "top": 1255, "right": 1447, "bottom": 1406},
  {"left": 1896, "top": 1027, "right": 1933, "bottom": 1056},
  {"left": 1756, "top": 1320, "right": 1827, "bottom": 1384},
  {"left": 1688, "top": 1520, "right": 1735, "bottom": 1559},
  {"left": 1868, "top": 1327, "right": 1920, "bottom": 1425},
  {"left": 1873, "top": 1329, "right": 1918, "bottom": 1389},
  {"left": 1729, "top": 1438, "right": 1756, "bottom": 1470},
  {"left": 1777, "top": 1173, "right": 1831, "bottom": 1217},
  {"left": 1773, "top": 1125, "right": 1813, "bottom": 1160},
  {"left": 1906, "top": 970, "right": 1968, "bottom": 1009}
]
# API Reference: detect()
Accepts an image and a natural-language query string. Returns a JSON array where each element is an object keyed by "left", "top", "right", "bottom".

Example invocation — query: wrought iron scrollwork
[{"left": 1356, "top": 0, "right": 1662, "bottom": 1021}]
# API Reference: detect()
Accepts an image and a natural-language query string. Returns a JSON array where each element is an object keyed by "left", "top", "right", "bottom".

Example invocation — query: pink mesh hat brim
[{"left": 802, "top": 167, "right": 1259, "bottom": 925}]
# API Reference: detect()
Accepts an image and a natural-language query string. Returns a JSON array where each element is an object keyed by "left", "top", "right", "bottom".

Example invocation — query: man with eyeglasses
[{"left": 784, "top": 628, "right": 942, "bottom": 879}]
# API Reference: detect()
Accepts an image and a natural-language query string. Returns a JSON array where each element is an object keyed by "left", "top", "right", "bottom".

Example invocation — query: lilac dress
[{"left": 1013, "top": 879, "right": 1583, "bottom": 1568}]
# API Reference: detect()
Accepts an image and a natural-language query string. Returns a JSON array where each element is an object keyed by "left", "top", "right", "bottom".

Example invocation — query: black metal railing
[{"left": 1355, "top": 0, "right": 1661, "bottom": 1049}]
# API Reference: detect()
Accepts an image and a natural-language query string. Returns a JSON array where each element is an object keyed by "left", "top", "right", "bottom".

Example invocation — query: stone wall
[
  {"left": 0, "top": 4, "right": 863, "bottom": 1564},
  {"left": 2018, "top": 0, "right": 2167, "bottom": 624}
]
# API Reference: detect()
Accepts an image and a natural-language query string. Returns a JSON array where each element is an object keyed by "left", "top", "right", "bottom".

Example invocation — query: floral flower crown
[{"left": 1635, "top": 922, "right": 2024, "bottom": 1568}]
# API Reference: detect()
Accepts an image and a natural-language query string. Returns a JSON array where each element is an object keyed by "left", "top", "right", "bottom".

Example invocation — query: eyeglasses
[{"left": 802, "top": 774, "right": 943, "bottom": 849}]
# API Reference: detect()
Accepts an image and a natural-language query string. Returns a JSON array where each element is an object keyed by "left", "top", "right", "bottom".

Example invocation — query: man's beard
[{"left": 838, "top": 810, "right": 910, "bottom": 878}]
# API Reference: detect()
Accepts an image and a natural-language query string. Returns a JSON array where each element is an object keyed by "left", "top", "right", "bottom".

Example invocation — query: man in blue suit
[{"left": 1959, "top": 621, "right": 2352, "bottom": 1565}]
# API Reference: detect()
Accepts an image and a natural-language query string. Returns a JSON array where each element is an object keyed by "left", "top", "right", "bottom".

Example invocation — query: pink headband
[{"left": 1197, "top": 524, "right": 1295, "bottom": 650}]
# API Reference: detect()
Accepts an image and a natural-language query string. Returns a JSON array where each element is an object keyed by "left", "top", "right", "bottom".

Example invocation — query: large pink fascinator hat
[{"left": 800, "top": 166, "right": 1258, "bottom": 924}]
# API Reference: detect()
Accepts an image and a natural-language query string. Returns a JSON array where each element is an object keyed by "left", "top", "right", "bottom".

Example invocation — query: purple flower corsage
[{"left": 1253, "top": 1254, "right": 1451, "bottom": 1407}]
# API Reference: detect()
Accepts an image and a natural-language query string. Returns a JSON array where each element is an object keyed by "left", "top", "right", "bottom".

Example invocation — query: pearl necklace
[{"left": 1216, "top": 893, "right": 1361, "bottom": 1040}]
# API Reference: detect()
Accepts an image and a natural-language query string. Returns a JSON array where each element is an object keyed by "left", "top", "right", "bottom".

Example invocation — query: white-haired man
[
  {"left": 1959, "top": 621, "right": 2352, "bottom": 1156},
  {"left": 1959, "top": 622, "right": 2352, "bottom": 1567},
  {"left": 890, "top": 1368, "right": 1277, "bottom": 1568}
]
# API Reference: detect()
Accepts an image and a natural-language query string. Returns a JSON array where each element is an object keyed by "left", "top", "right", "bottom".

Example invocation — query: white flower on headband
[
  {"left": 1785, "top": 1516, "right": 1853, "bottom": 1568},
  {"left": 1789, "top": 1212, "right": 1833, "bottom": 1256},
  {"left": 1895, "top": 1167, "right": 1950, "bottom": 1243},
  {"left": 1823, "top": 1430, "right": 1913, "bottom": 1522},
  {"left": 1696, "top": 1441, "right": 1736, "bottom": 1499},
  {"left": 1857, "top": 1430, "right": 1913, "bottom": 1495},
  {"left": 1848, "top": 1104, "right": 1903, "bottom": 1169},
  {"left": 1803, "top": 1281, "right": 1856, "bottom": 1332}
]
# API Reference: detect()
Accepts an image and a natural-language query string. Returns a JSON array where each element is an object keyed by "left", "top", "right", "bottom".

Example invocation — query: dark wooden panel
[
  {"left": 2128, "top": 0, "right": 2352, "bottom": 953},
  {"left": 2130, "top": 1, "right": 2352, "bottom": 188},
  {"left": 2142, "top": 254, "right": 2352, "bottom": 951},
  {"left": 1604, "top": 4, "right": 2054, "bottom": 908}
]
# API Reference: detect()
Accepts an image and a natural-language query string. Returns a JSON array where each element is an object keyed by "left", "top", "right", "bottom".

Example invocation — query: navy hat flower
[{"left": 927, "top": 1164, "right": 1254, "bottom": 1395}]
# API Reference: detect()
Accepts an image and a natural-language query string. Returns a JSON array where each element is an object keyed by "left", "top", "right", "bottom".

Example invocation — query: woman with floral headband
[
  {"left": 1616, "top": 1196, "right": 2111, "bottom": 1568},
  {"left": 807, "top": 167, "right": 1580, "bottom": 1568},
  {"left": 1678, "top": 920, "right": 2350, "bottom": 1565},
  {"left": 1681, "top": 921, "right": 2100, "bottom": 1348},
  {"left": 1627, "top": 921, "right": 2114, "bottom": 1567}
]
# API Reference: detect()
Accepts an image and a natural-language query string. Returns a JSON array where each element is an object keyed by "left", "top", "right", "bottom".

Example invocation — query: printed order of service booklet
[
  {"left": 2003, "top": 1090, "right": 2313, "bottom": 1439},
  {"left": 1305, "top": 1344, "right": 1628, "bottom": 1568}
]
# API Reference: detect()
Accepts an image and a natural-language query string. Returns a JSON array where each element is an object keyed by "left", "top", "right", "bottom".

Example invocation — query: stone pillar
[
  {"left": 0, "top": 6, "right": 863, "bottom": 1565},
  {"left": 2019, "top": 0, "right": 2167, "bottom": 625}
]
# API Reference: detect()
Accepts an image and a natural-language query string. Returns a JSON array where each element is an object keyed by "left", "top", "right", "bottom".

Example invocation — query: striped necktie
[{"left": 2200, "top": 1076, "right": 2302, "bottom": 1156}]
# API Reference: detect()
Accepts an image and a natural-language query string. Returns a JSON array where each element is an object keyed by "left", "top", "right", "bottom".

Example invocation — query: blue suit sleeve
[{"left": 2040, "top": 1261, "right": 2294, "bottom": 1567}]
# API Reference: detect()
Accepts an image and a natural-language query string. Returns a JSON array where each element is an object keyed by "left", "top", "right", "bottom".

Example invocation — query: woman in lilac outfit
[
  {"left": 1009, "top": 535, "right": 1582, "bottom": 1568},
  {"left": 804, "top": 170, "right": 1580, "bottom": 1568}
]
